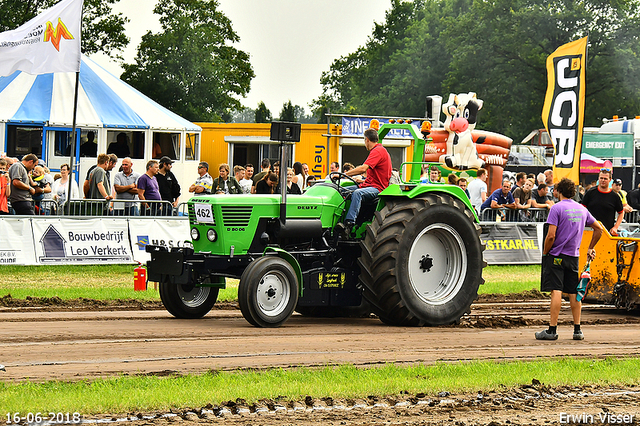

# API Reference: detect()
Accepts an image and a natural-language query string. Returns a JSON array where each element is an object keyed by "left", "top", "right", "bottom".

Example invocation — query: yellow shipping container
[{"left": 195, "top": 122, "right": 414, "bottom": 179}]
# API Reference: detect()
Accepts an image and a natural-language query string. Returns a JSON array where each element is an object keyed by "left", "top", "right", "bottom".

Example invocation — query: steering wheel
[{"left": 329, "top": 172, "right": 360, "bottom": 187}]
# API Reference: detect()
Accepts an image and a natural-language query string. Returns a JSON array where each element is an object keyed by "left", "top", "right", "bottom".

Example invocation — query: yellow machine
[{"left": 579, "top": 226, "right": 640, "bottom": 309}]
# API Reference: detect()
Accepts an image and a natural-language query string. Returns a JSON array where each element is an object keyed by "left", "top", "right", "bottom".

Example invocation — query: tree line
[
  {"left": 3, "top": 0, "right": 639, "bottom": 139},
  {"left": 313, "top": 0, "right": 640, "bottom": 141}
]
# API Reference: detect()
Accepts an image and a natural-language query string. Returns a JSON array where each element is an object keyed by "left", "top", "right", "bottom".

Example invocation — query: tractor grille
[{"left": 221, "top": 206, "right": 253, "bottom": 227}]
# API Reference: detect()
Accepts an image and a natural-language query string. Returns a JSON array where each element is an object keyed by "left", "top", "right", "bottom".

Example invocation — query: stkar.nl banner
[{"left": 480, "top": 223, "right": 541, "bottom": 265}]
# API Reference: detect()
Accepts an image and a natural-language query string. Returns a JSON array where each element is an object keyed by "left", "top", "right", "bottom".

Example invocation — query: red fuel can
[{"left": 134, "top": 265, "right": 147, "bottom": 291}]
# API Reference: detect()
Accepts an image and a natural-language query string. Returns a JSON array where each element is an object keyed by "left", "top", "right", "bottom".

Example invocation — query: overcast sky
[{"left": 90, "top": 0, "right": 393, "bottom": 118}]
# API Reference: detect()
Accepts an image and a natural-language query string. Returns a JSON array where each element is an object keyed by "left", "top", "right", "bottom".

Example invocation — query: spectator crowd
[
  {"left": 0, "top": 154, "right": 321, "bottom": 216},
  {"left": 0, "top": 151, "right": 634, "bottom": 225}
]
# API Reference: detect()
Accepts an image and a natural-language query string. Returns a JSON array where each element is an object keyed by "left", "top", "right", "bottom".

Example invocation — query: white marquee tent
[{"left": 0, "top": 54, "right": 201, "bottom": 191}]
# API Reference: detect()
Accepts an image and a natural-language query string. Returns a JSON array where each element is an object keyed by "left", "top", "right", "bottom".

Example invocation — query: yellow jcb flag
[{"left": 541, "top": 36, "right": 588, "bottom": 184}]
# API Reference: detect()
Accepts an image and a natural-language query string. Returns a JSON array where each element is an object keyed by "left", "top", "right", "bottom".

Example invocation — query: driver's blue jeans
[{"left": 345, "top": 186, "right": 380, "bottom": 223}]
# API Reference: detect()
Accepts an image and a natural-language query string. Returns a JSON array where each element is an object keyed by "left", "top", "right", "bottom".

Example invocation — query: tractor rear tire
[
  {"left": 358, "top": 193, "right": 484, "bottom": 326},
  {"left": 159, "top": 276, "right": 219, "bottom": 319},
  {"left": 239, "top": 256, "right": 299, "bottom": 327}
]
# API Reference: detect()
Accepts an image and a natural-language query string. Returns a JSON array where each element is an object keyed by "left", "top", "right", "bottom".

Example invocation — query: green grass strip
[
  {"left": 0, "top": 265, "right": 238, "bottom": 302},
  {"left": 1, "top": 265, "right": 540, "bottom": 301},
  {"left": 2, "top": 358, "right": 639, "bottom": 414},
  {"left": 479, "top": 265, "right": 540, "bottom": 294}
]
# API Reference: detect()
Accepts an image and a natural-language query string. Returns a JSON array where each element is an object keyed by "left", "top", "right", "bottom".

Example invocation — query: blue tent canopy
[{"left": 0, "top": 54, "right": 200, "bottom": 132}]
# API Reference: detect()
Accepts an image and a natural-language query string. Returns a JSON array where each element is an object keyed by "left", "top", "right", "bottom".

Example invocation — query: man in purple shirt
[
  {"left": 137, "top": 160, "right": 162, "bottom": 216},
  {"left": 536, "top": 178, "right": 603, "bottom": 341}
]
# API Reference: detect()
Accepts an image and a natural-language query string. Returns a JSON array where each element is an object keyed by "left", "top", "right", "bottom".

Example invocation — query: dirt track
[{"left": 2, "top": 300, "right": 640, "bottom": 425}]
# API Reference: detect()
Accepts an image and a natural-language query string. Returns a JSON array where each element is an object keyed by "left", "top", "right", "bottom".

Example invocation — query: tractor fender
[
  {"left": 263, "top": 247, "right": 304, "bottom": 296},
  {"left": 379, "top": 185, "right": 479, "bottom": 222}
]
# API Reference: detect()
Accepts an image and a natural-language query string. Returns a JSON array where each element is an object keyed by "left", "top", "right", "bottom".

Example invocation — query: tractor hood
[{"left": 187, "top": 183, "right": 345, "bottom": 255}]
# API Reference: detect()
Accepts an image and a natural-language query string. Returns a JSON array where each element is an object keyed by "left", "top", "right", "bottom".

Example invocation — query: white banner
[
  {"left": 31, "top": 218, "right": 133, "bottom": 264},
  {"left": 128, "top": 218, "right": 190, "bottom": 264},
  {"left": 0, "top": 218, "right": 37, "bottom": 265},
  {"left": 0, "top": 0, "right": 82, "bottom": 76}
]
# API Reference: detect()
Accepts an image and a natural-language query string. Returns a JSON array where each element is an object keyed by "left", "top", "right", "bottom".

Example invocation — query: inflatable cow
[
  {"left": 439, "top": 92, "right": 485, "bottom": 170},
  {"left": 422, "top": 92, "right": 512, "bottom": 193}
]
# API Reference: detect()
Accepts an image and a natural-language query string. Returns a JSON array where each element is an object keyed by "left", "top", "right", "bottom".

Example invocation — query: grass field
[
  {"left": 1, "top": 265, "right": 635, "bottom": 416},
  {"left": 1, "top": 358, "right": 638, "bottom": 414},
  {"left": 0, "top": 264, "right": 541, "bottom": 301}
]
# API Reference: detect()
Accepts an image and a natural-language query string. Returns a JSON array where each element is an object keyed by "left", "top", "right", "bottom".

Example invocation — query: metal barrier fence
[
  {"left": 479, "top": 207, "right": 549, "bottom": 222},
  {"left": 479, "top": 207, "right": 640, "bottom": 225},
  {"left": 29, "top": 199, "right": 178, "bottom": 217},
  {"left": 13, "top": 199, "right": 640, "bottom": 223}
]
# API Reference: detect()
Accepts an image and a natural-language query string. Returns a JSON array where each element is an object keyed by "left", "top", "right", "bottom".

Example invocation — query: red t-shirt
[
  {"left": 362, "top": 144, "right": 392, "bottom": 192},
  {"left": 0, "top": 175, "right": 8, "bottom": 213}
]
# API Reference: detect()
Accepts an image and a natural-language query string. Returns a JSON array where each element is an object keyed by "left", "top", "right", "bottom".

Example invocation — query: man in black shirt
[
  {"left": 156, "top": 156, "right": 181, "bottom": 215},
  {"left": 581, "top": 169, "right": 624, "bottom": 236}
]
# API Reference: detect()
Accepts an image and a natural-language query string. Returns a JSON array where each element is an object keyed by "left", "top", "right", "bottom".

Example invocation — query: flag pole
[{"left": 65, "top": 69, "right": 80, "bottom": 214}]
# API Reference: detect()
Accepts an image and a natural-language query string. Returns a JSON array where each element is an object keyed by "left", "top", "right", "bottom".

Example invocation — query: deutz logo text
[{"left": 297, "top": 206, "right": 318, "bottom": 210}]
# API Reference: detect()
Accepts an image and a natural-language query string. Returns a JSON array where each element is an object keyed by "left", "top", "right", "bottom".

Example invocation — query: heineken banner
[
  {"left": 541, "top": 37, "right": 588, "bottom": 184},
  {"left": 480, "top": 223, "right": 542, "bottom": 265},
  {"left": 128, "top": 218, "right": 191, "bottom": 264}
]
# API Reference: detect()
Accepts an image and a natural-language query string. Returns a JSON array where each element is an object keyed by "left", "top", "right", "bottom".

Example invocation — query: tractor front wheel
[
  {"left": 159, "top": 276, "right": 219, "bottom": 319},
  {"left": 358, "top": 193, "right": 484, "bottom": 326},
  {"left": 238, "top": 256, "right": 299, "bottom": 327}
]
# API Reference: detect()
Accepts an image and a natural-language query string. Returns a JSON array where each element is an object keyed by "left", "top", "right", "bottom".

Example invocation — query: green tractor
[{"left": 146, "top": 121, "right": 485, "bottom": 327}]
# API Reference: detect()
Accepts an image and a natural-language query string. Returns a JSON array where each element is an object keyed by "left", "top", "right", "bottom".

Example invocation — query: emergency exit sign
[{"left": 582, "top": 133, "right": 633, "bottom": 159}]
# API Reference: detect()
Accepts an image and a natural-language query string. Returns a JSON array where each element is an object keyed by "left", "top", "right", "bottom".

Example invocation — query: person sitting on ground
[
  {"left": 189, "top": 162, "right": 213, "bottom": 194},
  {"left": 255, "top": 172, "right": 278, "bottom": 194}
]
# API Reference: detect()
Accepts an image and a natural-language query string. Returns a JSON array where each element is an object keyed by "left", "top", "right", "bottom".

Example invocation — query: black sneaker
[
  {"left": 535, "top": 329, "right": 558, "bottom": 340},
  {"left": 573, "top": 330, "right": 584, "bottom": 340}
]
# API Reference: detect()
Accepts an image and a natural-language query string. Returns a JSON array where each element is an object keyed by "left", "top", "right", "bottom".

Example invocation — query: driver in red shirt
[{"left": 340, "top": 128, "right": 392, "bottom": 236}]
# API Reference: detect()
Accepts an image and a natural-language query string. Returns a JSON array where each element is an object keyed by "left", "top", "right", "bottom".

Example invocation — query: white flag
[{"left": 0, "top": 0, "right": 82, "bottom": 77}]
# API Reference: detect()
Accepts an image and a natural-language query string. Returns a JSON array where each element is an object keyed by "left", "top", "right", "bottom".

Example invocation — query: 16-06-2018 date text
[{"left": 6, "top": 412, "right": 81, "bottom": 424}]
